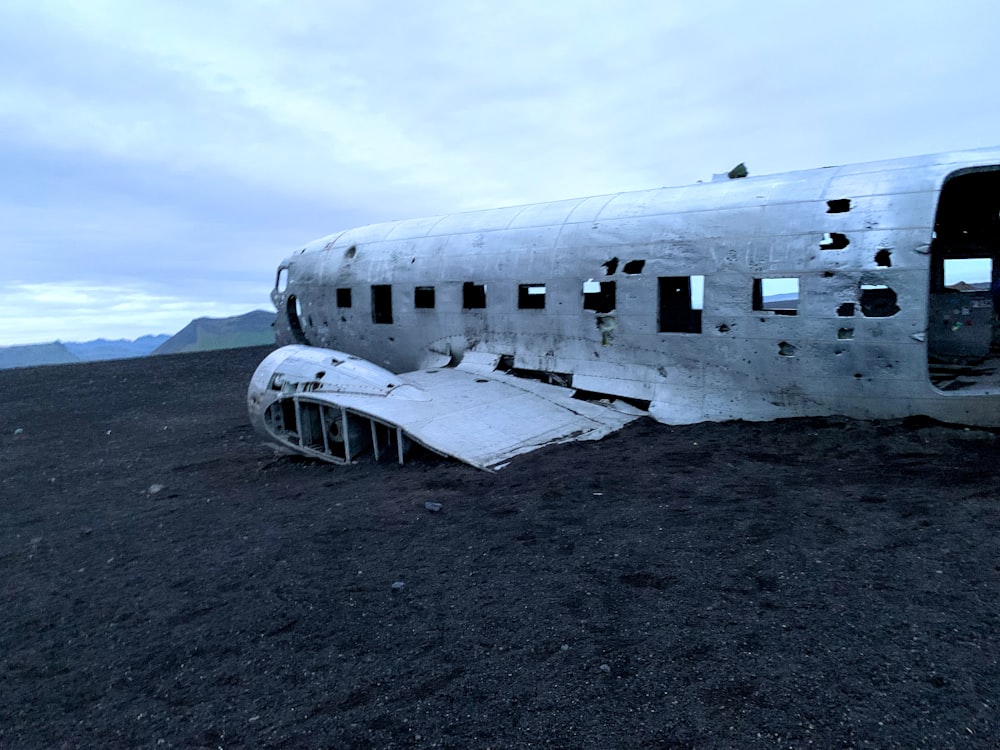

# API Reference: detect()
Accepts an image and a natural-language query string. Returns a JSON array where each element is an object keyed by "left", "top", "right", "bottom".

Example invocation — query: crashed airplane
[{"left": 248, "top": 147, "right": 1000, "bottom": 469}]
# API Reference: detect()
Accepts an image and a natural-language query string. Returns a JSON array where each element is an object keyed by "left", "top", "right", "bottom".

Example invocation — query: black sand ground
[{"left": 1, "top": 345, "right": 998, "bottom": 749}]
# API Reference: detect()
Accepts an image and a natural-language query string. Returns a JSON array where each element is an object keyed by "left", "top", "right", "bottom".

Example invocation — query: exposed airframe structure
[{"left": 248, "top": 147, "right": 1000, "bottom": 469}]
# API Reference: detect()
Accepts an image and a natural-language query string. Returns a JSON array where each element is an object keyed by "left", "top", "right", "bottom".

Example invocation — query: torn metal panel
[{"left": 248, "top": 346, "right": 640, "bottom": 470}]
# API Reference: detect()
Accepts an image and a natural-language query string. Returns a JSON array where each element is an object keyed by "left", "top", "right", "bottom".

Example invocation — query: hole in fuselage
[
  {"left": 820, "top": 232, "right": 850, "bottom": 250},
  {"left": 623, "top": 259, "right": 646, "bottom": 275}
]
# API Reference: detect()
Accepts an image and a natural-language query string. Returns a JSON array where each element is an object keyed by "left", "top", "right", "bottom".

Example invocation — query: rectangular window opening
[
  {"left": 753, "top": 278, "right": 799, "bottom": 315},
  {"left": 463, "top": 282, "right": 487, "bottom": 309},
  {"left": 518, "top": 283, "right": 547, "bottom": 309},
  {"left": 414, "top": 286, "right": 435, "bottom": 309},
  {"left": 336, "top": 288, "right": 352, "bottom": 308},
  {"left": 658, "top": 276, "right": 703, "bottom": 333},
  {"left": 943, "top": 258, "right": 992, "bottom": 291},
  {"left": 371, "top": 284, "right": 393, "bottom": 324},
  {"left": 583, "top": 280, "right": 616, "bottom": 313}
]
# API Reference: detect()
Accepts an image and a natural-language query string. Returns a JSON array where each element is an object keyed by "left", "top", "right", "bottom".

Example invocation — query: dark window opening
[
  {"left": 583, "top": 280, "right": 616, "bottom": 313},
  {"left": 518, "top": 284, "right": 546, "bottom": 309},
  {"left": 753, "top": 278, "right": 798, "bottom": 315},
  {"left": 463, "top": 282, "right": 486, "bottom": 309},
  {"left": 875, "top": 249, "right": 892, "bottom": 267},
  {"left": 658, "top": 276, "right": 702, "bottom": 333},
  {"left": 414, "top": 286, "right": 435, "bottom": 309},
  {"left": 345, "top": 245, "right": 357, "bottom": 259},
  {"left": 778, "top": 341, "right": 797, "bottom": 357},
  {"left": 603, "top": 257, "right": 619, "bottom": 275},
  {"left": 837, "top": 302, "right": 855, "bottom": 317},
  {"left": 371, "top": 284, "right": 393, "bottom": 324},
  {"left": 827, "top": 199, "right": 851, "bottom": 213},
  {"left": 820, "top": 232, "right": 850, "bottom": 250},
  {"left": 623, "top": 259, "right": 646, "bottom": 275},
  {"left": 860, "top": 285, "right": 899, "bottom": 317},
  {"left": 336, "top": 288, "right": 352, "bottom": 308}
]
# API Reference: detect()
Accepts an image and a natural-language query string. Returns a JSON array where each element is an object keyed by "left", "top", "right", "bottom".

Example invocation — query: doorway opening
[{"left": 927, "top": 168, "right": 1000, "bottom": 390}]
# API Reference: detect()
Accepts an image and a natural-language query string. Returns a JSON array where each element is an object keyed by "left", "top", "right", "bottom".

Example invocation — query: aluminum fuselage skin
[{"left": 268, "top": 148, "right": 1000, "bottom": 427}]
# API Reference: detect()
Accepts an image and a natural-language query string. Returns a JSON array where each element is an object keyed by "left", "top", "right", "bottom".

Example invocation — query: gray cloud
[{"left": 1, "top": 0, "right": 999, "bottom": 344}]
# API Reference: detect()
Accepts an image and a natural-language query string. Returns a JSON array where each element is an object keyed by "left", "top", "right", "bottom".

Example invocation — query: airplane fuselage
[{"left": 267, "top": 147, "right": 1000, "bottom": 430}]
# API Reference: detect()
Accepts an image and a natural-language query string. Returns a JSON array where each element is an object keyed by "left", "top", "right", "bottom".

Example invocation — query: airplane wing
[{"left": 248, "top": 345, "right": 642, "bottom": 470}]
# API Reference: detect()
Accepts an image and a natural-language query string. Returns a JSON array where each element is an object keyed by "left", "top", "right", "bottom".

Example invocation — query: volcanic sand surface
[{"left": 2, "top": 345, "right": 998, "bottom": 748}]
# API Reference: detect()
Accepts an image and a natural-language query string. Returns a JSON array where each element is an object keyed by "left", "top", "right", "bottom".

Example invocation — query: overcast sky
[{"left": 2, "top": 0, "right": 998, "bottom": 345}]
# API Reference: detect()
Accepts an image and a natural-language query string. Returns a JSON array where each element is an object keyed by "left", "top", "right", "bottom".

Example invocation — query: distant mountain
[
  {"left": 0, "top": 335, "right": 171, "bottom": 370},
  {"left": 0, "top": 310, "right": 275, "bottom": 370},
  {"left": 65, "top": 334, "right": 171, "bottom": 362},
  {"left": 762, "top": 292, "right": 799, "bottom": 311},
  {"left": 0, "top": 342, "right": 80, "bottom": 370},
  {"left": 152, "top": 310, "right": 275, "bottom": 355},
  {"left": 944, "top": 281, "right": 991, "bottom": 292}
]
